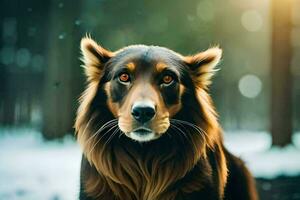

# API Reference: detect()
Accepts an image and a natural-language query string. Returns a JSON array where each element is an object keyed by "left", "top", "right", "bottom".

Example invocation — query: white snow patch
[
  {"left": 0, "top": 128, "right": 81, "bottom": 200},
  {"left": 224, "top": 131, "right": 300, "bottom": 179}
]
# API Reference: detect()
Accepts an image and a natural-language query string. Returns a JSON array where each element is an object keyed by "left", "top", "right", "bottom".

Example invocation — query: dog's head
[
  {"left": 76, "top": 37, "right": 222, "bottom": 143},
  {"left": 75, "top": 37, "right": 227, "bottom": 199}
]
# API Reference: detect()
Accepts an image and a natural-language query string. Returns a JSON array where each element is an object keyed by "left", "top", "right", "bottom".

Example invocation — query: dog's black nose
[{"left": 131, "top": 106, "right": 156, "bottom": 123}]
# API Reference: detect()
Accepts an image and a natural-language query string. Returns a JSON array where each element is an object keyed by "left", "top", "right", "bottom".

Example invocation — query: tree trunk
[
  {"left": 42, "top": 0, "right": 81, "bottom": 139},
  {"left": 271, "top": 0, "right": 293, "bottom": 146}
]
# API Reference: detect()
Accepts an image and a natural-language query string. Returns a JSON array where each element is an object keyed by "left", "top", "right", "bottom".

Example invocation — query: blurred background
[{"left": 0, "top": 0, "right": 299, "bottom": 199}]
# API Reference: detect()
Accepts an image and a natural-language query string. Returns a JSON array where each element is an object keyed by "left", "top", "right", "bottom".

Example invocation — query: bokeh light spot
[
  {"left": 58, "top": 32, "right": 66, "bottom": 40},
  {"left": 58, "top": 2, "right": 64, "bottom": 8},
  {"left": 75, "top": 19, "right": 82, "bottom": 26},
  {"left": 238, "top": 74, "right": 262, "bottom": 98},
  {"left": 241, "top": 10, "right": 263, "bottom": 32},
  {"left": 16, "top": 48, "right": 31, "bottom": 67}
]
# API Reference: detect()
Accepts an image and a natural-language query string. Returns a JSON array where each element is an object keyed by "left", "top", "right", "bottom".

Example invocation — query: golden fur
[{"left": 75, "top": 37, "right": 257, "bottom": 200}]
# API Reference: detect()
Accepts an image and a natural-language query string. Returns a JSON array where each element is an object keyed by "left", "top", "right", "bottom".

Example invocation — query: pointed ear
[
  {"left": 184, "top": 47, "right": 222, "bottom": 88},
  {"left": 80, "top": 37, "right": 114, "bottom": 82}
]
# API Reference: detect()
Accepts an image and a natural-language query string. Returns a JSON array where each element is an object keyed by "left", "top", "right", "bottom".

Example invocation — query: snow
[
  {"left": 0, "top": 128, "right": 300, "bottom": 199},
  {"left": 224, "top": 131, "right": 300, "bottom": 179},
  {"left": 0, "top": 128, "right": 81, "bottom": 200}
]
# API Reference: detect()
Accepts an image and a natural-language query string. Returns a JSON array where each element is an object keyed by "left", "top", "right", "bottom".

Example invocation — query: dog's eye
[
  {"left": 162, "top": 75, "right": 173, "bottom": 85},
  {"left": 119, "top": 73, "right": 130, "bottom": 83}
]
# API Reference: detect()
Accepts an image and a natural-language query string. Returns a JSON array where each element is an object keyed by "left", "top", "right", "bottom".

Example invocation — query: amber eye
[
  {"left": 162, "top": 75, "right": 173, "bottom": 85},
  {"left": 119, "top": 73, "right": 130, "bottom": 83}
]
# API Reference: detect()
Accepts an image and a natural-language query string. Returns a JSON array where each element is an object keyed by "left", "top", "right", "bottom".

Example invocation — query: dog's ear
[
  {"left": 184, "top": 47, "right": 222, "bottom": 88},
  {"left": 80, "top": 37, "right": 114, "bottom": 82}
]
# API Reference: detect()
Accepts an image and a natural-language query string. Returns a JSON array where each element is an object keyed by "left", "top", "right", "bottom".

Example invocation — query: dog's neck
[{"left": 81, "top": 127, "right": 219, "bottom": 200}]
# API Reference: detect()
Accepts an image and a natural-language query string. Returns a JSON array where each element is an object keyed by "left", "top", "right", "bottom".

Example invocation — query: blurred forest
[{"left": 0, "top": 0, "right": 299, "bottom": 142}]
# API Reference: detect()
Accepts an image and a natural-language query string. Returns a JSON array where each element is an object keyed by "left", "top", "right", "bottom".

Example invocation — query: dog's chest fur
[{"left": 80, "top": 146, "right": 223, "bottom": 200}]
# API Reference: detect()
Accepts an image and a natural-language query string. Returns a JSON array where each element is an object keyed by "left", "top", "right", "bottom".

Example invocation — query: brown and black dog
[{"left": 75, "top": 37, "right": 258, "bottom": 200}]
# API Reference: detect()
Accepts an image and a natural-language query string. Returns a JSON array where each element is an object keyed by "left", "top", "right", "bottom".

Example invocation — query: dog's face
[
  {"left": 80, "top": 38, "right": 221, "bottom": 142},
  {"left": 104, "top": 47, "right": 185, "bottom": 142}
]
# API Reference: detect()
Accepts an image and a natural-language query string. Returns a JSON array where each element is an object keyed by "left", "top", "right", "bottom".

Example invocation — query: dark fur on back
[{"left": 75, "top": 37, "right": 258, "bottom": 200}]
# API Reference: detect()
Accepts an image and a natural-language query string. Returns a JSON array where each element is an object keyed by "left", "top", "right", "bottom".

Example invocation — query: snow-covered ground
[
  {"left": 0, "top": 128, "right": 300, "bottom": 200},
  {"left": 0, "top": 128, "right": 81, "bottom": 200},
  {"left": 224, "top": 131, "right": 300, "bottom": 178}
]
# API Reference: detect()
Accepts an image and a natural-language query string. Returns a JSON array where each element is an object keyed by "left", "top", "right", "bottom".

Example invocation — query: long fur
[{"left": 75, "top": 38, "right": 258, "bottom": 200}]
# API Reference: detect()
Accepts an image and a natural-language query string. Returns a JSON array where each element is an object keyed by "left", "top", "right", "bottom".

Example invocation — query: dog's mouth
[
  {"left": 118, "top": 116, "right": 170, "bottom": 142},
  {"left": 127, "top": 127, "right": 160, "bottom": 142}
]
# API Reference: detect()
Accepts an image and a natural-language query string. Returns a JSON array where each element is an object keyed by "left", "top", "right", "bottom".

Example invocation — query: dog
[{"left": 75, "top": 37, "right": 258, "bottom": 200}]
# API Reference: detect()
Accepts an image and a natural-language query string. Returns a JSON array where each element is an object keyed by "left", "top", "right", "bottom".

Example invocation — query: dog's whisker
[
  {"left": 81, "top": 116, "right": 95, "bottom": 139},
  {"left": 170, "top": 119, "right": 208, "bottom": 144},
  {"left": 170, "top": 121, "right": 189, "bottom": 134},
  {"left": 86, "top": 124, "right": 117, "bottom": 148},
  {"left": 171, "top": 123, "right": 198, "bottom": 150},
  {"left": 86, "top": 119, "right": 118, "bottom": 144},
  {"left": 88, "top": 123, "right": 118, "bottom": 154},
  {"left": 170, "top": 119, "right": 208, "bottom": 137},
  {"left": 103, "top": 127, "right": 120, "bottom": 148},
  {"left": 88, "top": 124, "right": 119, "bottom": 155},
  {"left": 169, "top": 124, "right": 187, "bottom": 144},
  {"left": 166, "top": 131, "right": 172, "bottom": 139},
  {"left": 170, "top": 119, "right": 203, "bottom": 132},
  {"left": 92, "top": 119, "right": 118, "bottom": 135},
  {"left": 170, "top": 124, "right": 188, "bottom": 139},
  {"left": 118, "top": 131, "right": 124, "bottom": 139}
]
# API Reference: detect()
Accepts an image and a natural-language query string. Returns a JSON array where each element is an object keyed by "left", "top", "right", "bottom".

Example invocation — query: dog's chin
[{"left": 127, "top": 128, "right": 160, "bottom": 142}]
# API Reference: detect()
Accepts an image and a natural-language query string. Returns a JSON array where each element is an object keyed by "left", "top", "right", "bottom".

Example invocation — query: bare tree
[{"left": 271, "top": 0, "right": 293, "bottom": 146}]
